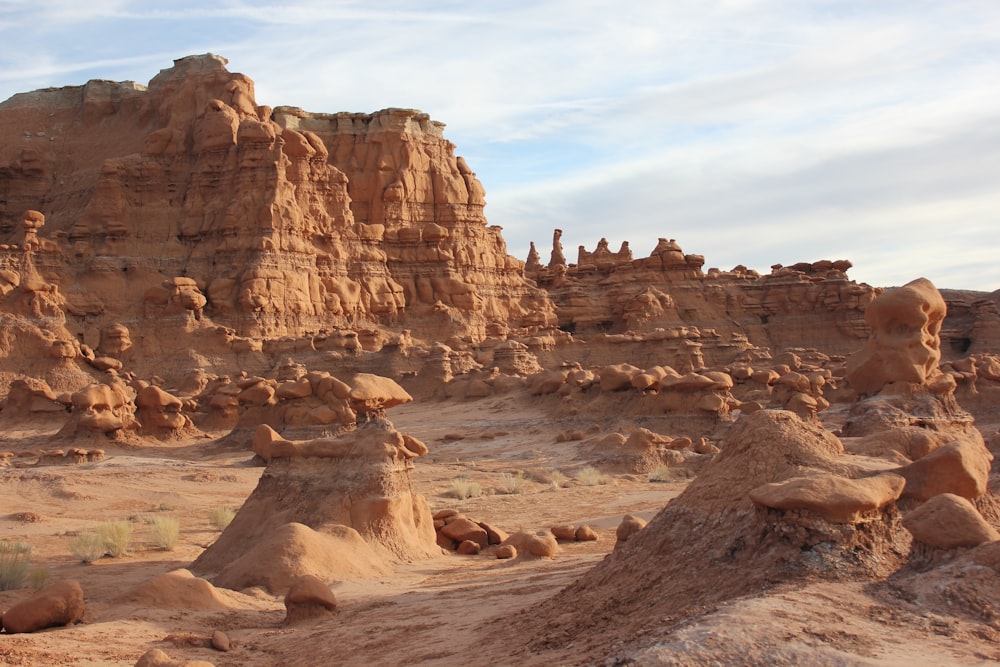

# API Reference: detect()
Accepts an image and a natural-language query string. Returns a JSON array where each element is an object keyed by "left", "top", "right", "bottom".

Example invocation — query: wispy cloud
[{"left": 1, "top": 1, "right": 998, "bottom": 290}]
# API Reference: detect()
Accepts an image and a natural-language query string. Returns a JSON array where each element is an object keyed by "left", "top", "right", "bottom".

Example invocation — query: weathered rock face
[
  {"left": 2, "top": 54, "right": 996, "bottom": 418},
  {"left": 191, "top": 418, "right": 438, "bottom": 592},
  {"left": 847, "top": 277, "right": 947, "bottom": 397},
  {"left": 0, "top": 54, "right": 556, "bottom": 388},
  {"left": 525, "top": 232, "right": 877, "bottom": 370}
]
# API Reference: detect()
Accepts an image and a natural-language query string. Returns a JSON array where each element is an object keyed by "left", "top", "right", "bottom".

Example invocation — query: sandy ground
[{"left": 2, "top": 393, "right": 999, "bottom": 666}]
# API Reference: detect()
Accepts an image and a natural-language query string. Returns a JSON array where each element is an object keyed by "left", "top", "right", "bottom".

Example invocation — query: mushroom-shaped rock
[
  {"left": 846, "top": 277, "right": 947, "bottom": 396},
  {"left": 749, "top": 473, "right": 906, "bottom": 523},
  {"left": 1, "top": 580, "right": 85, "bottom": 634},
  {"left": 902, "top": 493, "right": 1000, "bottom": 549},
  {"left": 348, "top": 373, "right": 412, "bottom": 419},
  {"left": 135, "top": 385, "right": 189, "bottom": 434},
  {"left": 284, "top": 574, "right": 337, "bottom": 624}
]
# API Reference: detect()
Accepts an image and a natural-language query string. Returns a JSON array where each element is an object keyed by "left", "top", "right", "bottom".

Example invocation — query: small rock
[
  {"left": 495, "top": 545, "right": 517, "bottom": 559},
  {"left": 550, "top": 524, "right": 577, "bottom": 541},
  {"left": 456, "top": 540, "right": 481, "bottom": 555},
  {"left": 210, "top": 629, "right": 231, "bottom": 652}
]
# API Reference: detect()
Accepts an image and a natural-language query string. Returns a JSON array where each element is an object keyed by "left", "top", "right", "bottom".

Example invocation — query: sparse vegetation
[
  {"left": 70, "top": 532, "right": 106, "bottom": 563},
  {"left": 648, "top": 465, "right": 673, "bottom": 483},
  {"left": 28, "top": 566, "right": 51, "bottom": 589},
  {"left": 575, "top": 466, "right": 607, "bottom": 486},
  {"left": 97, "top": 520, "right": 133, "bottom": 558},
  {"left": 149, "top": 515, "right": 180, "bottom": 551},
  {"left": 548, "top": 469, "right": 569, "bottom": 490},
  {"left": 497, "top": 472, "right": 528, "bottom": 495},
  {"left": 0, "top": 540, "right": 31, "bottom": 590},
  {"left": 209, "top": 506, "right": 236, "bottom": 531},
  {"left": 449, "top": 477, "right": 483, "bottom": 500},
  {"left": 549, "top": 469, "right": 569, "bottom": 490}
]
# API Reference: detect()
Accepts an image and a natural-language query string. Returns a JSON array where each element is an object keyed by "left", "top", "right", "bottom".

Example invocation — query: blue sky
[{"left": 2, "top": 1, "right": 998, "bottom": 290}]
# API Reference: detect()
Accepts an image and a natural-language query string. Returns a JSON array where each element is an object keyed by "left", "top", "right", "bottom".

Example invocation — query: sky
[{"left": 1, "top": 1, "right": 998, "bottom": 291}]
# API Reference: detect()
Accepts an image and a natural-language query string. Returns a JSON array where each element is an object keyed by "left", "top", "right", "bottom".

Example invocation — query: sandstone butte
[{"left": 1, "top": 54, "right": 1000, "bottom": 667}]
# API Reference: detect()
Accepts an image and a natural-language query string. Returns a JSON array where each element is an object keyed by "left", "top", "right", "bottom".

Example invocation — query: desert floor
[{"left": 2, "top": 392, "right": 1000, "bottom": 666}]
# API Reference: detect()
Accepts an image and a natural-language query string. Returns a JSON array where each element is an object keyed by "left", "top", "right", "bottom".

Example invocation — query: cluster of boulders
[
  {"left": 433, "top": 509, "right": 509, "bottom": 556},
  {"left": 433, "top": 509, "right": 593, "bottom": 559}
]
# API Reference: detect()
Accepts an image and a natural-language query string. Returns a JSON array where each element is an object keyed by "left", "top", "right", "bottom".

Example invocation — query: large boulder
[
  {"left": 902, "top": 493, "right": 1000, "bottom": 549},
  {"left": 1, "top": 580, "right": 85, "bottom": 634}
]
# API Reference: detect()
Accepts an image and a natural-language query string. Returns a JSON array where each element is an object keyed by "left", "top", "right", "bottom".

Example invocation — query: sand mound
[
  {"left": 211, "top": 523, "right": 391, "bottom": 594},
  {"left": 120, "top": 569, "right": 236, "bottom": 610}
]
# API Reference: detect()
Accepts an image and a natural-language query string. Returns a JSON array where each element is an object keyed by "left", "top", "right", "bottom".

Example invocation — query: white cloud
[{"left": 0, "top": 0, "right": 998, "bottom": 291}]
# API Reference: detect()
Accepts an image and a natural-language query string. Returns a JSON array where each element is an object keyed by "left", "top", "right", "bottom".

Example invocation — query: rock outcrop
[{"left": 191, "top": 411, "right": 437, "bottom": 592}]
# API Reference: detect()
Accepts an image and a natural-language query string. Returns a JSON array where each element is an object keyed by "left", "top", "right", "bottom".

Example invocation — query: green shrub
[
  {"left": 209, "top": 507, "right": 236, "bottom": 531},
  {"left": 449, "top": 478, "right": 483, "bottom": 500},
  {"left": 149, "top": 516, "right": 180, "bottom": 551},
  {"left": 70, "top": 532, "right": 106, "bottom": 563},
  {"left": 575, "top": 466, "right": 607, "bottom": 486},
  {"left": 0, "top": 540, "right": 31, "bottom": 590},
  {"left": 97, "top": 520, "right": 133, "bottom": 558}
]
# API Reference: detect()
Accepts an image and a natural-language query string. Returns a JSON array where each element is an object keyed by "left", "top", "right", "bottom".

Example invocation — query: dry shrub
[
  {"left": 0, "top": 540, "right": 31, "bottom": 590},
  {"left": 149, "top": 516, "right": 180, "bottom": 551},
  {"left": 497, "top": 472, "right": 528, "bottom": 495},
  {"left": 575, "top": 466, "right": 607, "bottom": 486},
  {"left": 70, "top": 532, "right": 106, "bottom": 563},
  {"left": 209, "top": 507, "right": 236, "bottom": 531},
  {"left": 449, "top": 478, "right": 483, "bottom": 500},
  {"left": 98, "top": 520, "right": 133, "bottom": 558}
]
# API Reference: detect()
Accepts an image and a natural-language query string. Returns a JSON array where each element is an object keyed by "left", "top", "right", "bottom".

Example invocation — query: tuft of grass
[
  {"left": 209, "top": 507, "right": 236, "bottom": 531},
  {"left": 97, "top": 520, "right": 133, "bottom": 558},
  {"left": 149, "top": 515, "right": 180, "bottom": 551},
  {"left": 548, "top": 469, "right": 569, "bottom": 490},
  {"left": 575, "top": 466, "right": 607, "bottom": 487},
  {"left": 497, "top": 472, "right": 528, "bottom": 495},
  {"left": 449, "top": 477, "right": 483, "bottom": 500},
  {"left": 647, "top": 465, "right": 673, "bottom": 483},
  {"left": 70, "top": 532, "right": 106, "bottom": 563},
  {"left": 0, "top": 540, "right": 31, "bottom": 590},
  {"left": 28, "top": 566, "right": 51, "bottom": 590}
]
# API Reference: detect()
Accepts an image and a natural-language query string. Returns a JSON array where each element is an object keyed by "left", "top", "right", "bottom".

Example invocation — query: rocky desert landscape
[{"left": 2, "top": 54, "right": 1000, "bottom": 666}]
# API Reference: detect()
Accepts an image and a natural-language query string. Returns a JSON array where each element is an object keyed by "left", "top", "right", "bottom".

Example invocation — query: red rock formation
[{"left": 0, "top": 54, "right": 556, "bottom": 391}]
